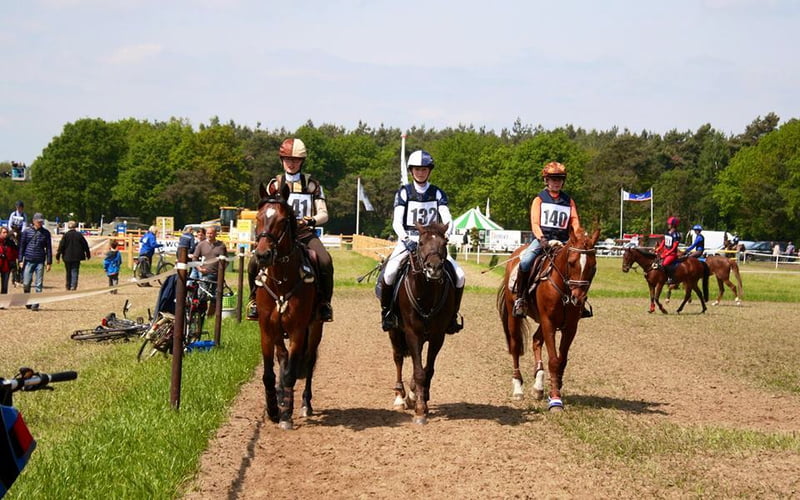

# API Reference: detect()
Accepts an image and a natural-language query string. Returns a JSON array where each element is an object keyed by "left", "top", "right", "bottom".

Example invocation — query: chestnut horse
[
  {"left": 621, "top": 247, "right": 709, "bottom": 314},
  {"left": 389, "top": 221, "right": 456, "bottom": 425},
  {"left": 665, "top": 255, "right": 743, "bottom": 306},
  {"left": 253, "top": 184, "right": 323, "bottom": 430},
  {"left": 496, "top": 227, "right": 600, "bottom": 410}
]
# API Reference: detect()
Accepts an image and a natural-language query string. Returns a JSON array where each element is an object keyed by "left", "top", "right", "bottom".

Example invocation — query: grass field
[{"left": 3, "top": 249, "right": 799, "bottom": 498}]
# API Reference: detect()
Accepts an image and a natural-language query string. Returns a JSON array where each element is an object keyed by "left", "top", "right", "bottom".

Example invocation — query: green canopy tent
[{"left": 451, "top": 207, "right": 503, "bottom": 231}]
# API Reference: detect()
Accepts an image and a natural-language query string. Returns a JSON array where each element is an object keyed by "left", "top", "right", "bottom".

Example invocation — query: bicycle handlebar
[{"left": 1, "top": 369, "right": 78, "bottom": 393}]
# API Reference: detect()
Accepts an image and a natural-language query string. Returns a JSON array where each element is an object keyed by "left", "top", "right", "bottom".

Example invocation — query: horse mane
[{"left": 636, "top": 248, "right": 657, "bottom": 258}]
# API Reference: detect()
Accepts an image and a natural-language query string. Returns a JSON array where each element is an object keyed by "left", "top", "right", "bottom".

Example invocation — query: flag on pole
[
  {"left": 358, "top": 179, "right": 375, "bottom": 211},
  {"left": 622, "top": 188, "right": 652, "bottom": 202}
]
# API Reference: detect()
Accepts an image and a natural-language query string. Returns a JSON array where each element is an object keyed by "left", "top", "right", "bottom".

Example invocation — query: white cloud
[{"left": 105, "top": 43, "right": 163, "bottom": 65}]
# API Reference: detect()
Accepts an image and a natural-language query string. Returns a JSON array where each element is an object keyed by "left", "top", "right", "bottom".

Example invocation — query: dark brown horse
[
  {"left": 253, "top": 184, "right": 323, "bottom": 430},
  {"left": 665, "top": 255, "right": 743, "bottom": 306},
  {"left": 621, "top": 247, "right": 709, "bottom": 314},
  {"left": 496, "top": 227, "right": 600, "bottom": 410},
  {"left": 389, "top": 221, "right": 456, "bottom": 424}
]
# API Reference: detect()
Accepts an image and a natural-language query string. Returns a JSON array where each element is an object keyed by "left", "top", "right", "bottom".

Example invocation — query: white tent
[{"left": 452, "top": 207, "right": 503, "bottom": 231}]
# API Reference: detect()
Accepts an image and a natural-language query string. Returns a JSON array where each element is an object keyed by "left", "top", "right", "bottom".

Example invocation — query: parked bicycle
[
  {"left": 71, "top": 300, "right": 149, "bottom": 342},
  {"left": 137, "top": 277, "right": 216, "bottom": 361},
  {"left": 1, "top": 367, "right": 77, "bottom": 497},
  {"left": 133, "top": 247, "right": 174, "bottom": 286}
]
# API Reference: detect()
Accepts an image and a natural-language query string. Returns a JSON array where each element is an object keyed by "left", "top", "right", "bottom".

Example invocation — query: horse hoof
[
  {"left": 393, "top": 395, "right": 406, "bottom": 409},
  {"left": 278, "top": 420, "right": 294, "bottom": 430},
  {"left": 547, "top": 398, "right": 564, "bottom": 411},
  {"left": 712, "top": 301, "right": 720, "bottom": 306},
  {"left": 413, "top": 415, "right": 428, "bottom": 425},
  {"left": 512, "top": 378, "right": 524, "bottom": 400},
  {"left": 300, "top": 406, "right": 312, "bottom": 417},
  {"left": 511, "top": 393, "right": 524, "bottom": 401}
]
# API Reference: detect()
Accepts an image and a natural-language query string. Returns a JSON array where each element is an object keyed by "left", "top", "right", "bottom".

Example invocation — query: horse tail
[
  {"left": 496, "top": 281, "right": 528, "bottom": 355},
  {"left": 702, "top": 262, "right": 710, "bottom": 302},
  {"left": 496, "top": 283, "right": 512, "bottom": 349},
  {"left": 730, "top": 260, "right": 744, "bottom": 299}
]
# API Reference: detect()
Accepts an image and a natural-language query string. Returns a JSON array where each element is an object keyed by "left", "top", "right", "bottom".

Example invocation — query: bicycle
[
  {"left": 133, "top": 247, "right": 174, "bottom": 286},
  {"left": 136, "top": 277, "right": 216, "bottom": 361},
  {"left": 1, "top": 367, "right": 77, "bottom": 497},
  {"left": 71, "top": 299, "right": 149, "bottom": 342}
]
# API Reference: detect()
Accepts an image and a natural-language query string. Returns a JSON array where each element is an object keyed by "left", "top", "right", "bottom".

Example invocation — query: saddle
[
  {"left": 514, "top": 245, "right": 559, "bottom": 298},
  {"left": 374, "top": 252, "right": 457, "bottom": 312}
]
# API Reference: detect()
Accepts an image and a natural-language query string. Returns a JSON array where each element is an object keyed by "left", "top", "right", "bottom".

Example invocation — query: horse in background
[
  {"left": 253, "top": 183, "right": 323, "bottom": 430},
  {"left": 621, "top": 247, "right": 709, "bottom": 314},
  {"left": 496, "top": 226, "right": 600, "bottom": 410},
  {"left": 388, "top": 221, "right": 457, "bottom": 424},
  {"left": 666, "top": 255, "right": 743, "bottom": 306}
]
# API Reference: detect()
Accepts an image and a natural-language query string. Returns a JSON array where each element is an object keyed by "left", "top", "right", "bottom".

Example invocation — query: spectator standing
[
  {"left": 0, "top": 226, "right": 19, "bottom": 295},
  {"left": 7, "top": 201, "right": 27, "bottom": 233},
  {"left": 103, "top": 240, "right": 122, "bottom": 293},
  {"left": 56, "top": 220, "right": 91, "bottom": 290},
  {"left": 189, "top": 227, "right": 206, "bottom": 280},
  {"left": 786, "top": 241, "right": 795, "bottom": 257},
  {"left": 191, "top": 227, "right": 227, "bottom": 314},
  {"left": 18, "top": 213, "right": 52, "bottom": 310},
  {"left": 138, "top": 225, "right": 163, "bottom": 278}
]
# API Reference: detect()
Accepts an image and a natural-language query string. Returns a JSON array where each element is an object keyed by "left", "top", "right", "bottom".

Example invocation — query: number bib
[
  {"left": 540, "top": 202, "right": 570, "bottom": 230},
  {"left": 287, "top": 193, "right": 313, "bottom": 219},
  {"left": 405, "top": 200, "right": 438, "bottom": 229}
]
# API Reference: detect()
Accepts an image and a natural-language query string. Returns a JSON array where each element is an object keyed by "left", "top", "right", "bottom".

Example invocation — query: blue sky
[{"left": 2, "top": 0, "right": 798, "bottom": 163}]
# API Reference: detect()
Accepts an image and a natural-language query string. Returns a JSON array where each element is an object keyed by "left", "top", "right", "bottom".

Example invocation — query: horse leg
[
  {"left": 261, "top": 337, "right": 279, "bottom": 423},
  {"left": 508, "top": 313, "right": 525, "bottom": 400},
  {"left": 531, "top": 326, "right": 545, "bottom": 401},
  {"left": 713, "top": 277, "right": 725, "bottom": 305},
  {"left": 420, "top": 334, "right": 445, "bottom": 411},
  {"left": 693, "top": 282, "right": 707, "bottom": 313},
  {"left": 648, "top": 283, "right": 657, "bottom": 313},
  {"left": 539, "top": 320, "right": 565, "bottom": 412},
  {"left": 676, "top": 282, "right": 693, "bottom": 313},
  {"left": 553, "top": 324, "right": 578, "bottom": 400},
  {"left": 406, "top": 334, "right": 428, "bottom": 425},
  {"left": 391, "top": 332, "right": 407, "bottom": 409},
  {"left": 275, "top": 336, "right": 302, "bottom": 430},
  {"left": 301, "top": 321, "right": 323, "bottom": 418}
]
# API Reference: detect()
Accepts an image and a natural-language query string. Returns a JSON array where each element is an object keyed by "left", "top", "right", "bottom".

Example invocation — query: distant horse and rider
[
  {"left": 621, "top": 246, "right": 710, "bottom": 314},
  {"left": 497, "top": 226, "right": 600, "bottom": 410},
  {"left": 665, "top": 254, "right": 743, "bottom": 306}
]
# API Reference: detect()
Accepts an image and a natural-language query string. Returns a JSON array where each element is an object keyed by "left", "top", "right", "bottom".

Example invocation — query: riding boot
[
  {"left": 665, "top": 265, "right": 675, "bottom": 286},
  {"left": 513, "top": 268, "right": 530, "bottom": 318},
  {"left": 380, "top": 277, "right": 398, "bottom": 331},
  {"left": 246, "top": 257, "right": 259, "bottom": 321},
  {"left": 445, "top": 286, "right": 464, "bottom": 334},
  {"left": 318, "top": 270, "right": 334, "bottom": 322}
]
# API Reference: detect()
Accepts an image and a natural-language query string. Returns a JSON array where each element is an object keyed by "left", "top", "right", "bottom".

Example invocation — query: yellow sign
[
  {"left": 236, "top": 219, "right": 253, "bottom": 252},
  {"left": 155, "top": 216, "right": 174, "bottom": 237}
]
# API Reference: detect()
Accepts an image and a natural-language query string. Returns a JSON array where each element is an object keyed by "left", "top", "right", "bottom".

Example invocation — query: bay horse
[
  {"left": 253, "top": 183, "right": 323, "bottom": 430},
  {"left": 389, "top": 221, "right": 456, "bottom": 425},
  {"left": 621, "top": 247, "right": 709, "bottom": 314},
  {"left": 496, "top": 226, "right": 600, "bottom": 410},
  {"left": 665, "top": 255, "right": 743, "bottom": 306}
]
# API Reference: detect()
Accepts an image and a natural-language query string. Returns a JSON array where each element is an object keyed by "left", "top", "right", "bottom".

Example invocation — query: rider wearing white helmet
[
  {"left": 378, "top": 149, "right": 465, "bottom": 333},
  {"left": 246, "top": 138, "right": 334, "bottom": 322}
]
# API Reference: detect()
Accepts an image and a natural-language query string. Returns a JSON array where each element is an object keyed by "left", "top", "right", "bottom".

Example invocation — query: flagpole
[
  {"left": 619, "top": 188, "right": 624, "bottom": 240},
  {"left": 650, "top": 186, "right": 654, "bottom": 236},
  {"left": 400, "top": 133, "right": 408, "bottom": 186},
  {"left": 356, "top": 176, "right": 361, "bottom": 236}
]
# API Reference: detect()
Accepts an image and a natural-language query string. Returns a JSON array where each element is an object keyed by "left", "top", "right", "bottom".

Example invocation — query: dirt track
[
  {"left": 2, "top": 265, "right": 798, "bottom": 498},
  {"left": 183, "top": 268, "right": 800, "bottom": 499}
]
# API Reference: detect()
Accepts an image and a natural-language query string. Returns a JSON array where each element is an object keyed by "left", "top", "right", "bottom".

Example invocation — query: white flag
[{"left": 358, "top": 179, "right": 375, "bottom": 211}]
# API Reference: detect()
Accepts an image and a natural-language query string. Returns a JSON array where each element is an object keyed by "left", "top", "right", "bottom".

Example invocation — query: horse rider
[
  {"left": 655, "top": 216, "right": 681, "bottom": 285},
  {"left": 513, "top": 161, "right": 591, "bottom": 318},
  {"left": 378, "top": 149, "right": 465, "bottom": 333},
  {"left": 246, "top": 137, "right": 334, "bottom": 323},
  {"left": 684, "top": 224, "right": 705, "bottom": 259}
]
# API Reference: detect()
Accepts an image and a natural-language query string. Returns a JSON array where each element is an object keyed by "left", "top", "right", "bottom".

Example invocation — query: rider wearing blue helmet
[{"left": 684, "top": 224, "right": 705, "bottom": 259}]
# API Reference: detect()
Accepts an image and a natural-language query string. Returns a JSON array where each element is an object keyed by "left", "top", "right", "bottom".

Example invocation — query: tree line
[{"left": 1, "top": 112, "right": 797, "bottom": 242}]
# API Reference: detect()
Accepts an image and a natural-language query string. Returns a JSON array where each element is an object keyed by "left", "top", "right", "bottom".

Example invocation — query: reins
[{"left": 544, "top": 244, "right": 597, "bottom": 307}]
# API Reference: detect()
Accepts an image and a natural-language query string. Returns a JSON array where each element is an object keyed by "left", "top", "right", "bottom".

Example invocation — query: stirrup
[
  {"left": 319, "top": 302, "right": 333, "bottom": 322},
  {"left": 581, "top": 306, "right": 593, "bottom": 318},
  {"left": 512, "top": 298, "right": 527, "bottom": 318},
  {"left": 445, "top": 313, "right": 463, "bottom": 334},
  {"left": 381, "top": 309, "right": 398, "bottom": 331},
  {"left": 246, "top": 299, "right": 258, "bottom": 321}
]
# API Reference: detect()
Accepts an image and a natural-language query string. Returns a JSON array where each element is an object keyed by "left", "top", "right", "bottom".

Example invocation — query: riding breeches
[
  {"left": 662, "top": 254, "right": 677, "bottom": 267},
  {"left": 382, "top": 241, "right": 465, "bottom": 288}
]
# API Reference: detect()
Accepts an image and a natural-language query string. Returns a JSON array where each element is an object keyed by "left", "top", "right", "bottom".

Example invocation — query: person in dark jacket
[
  {"left": 0, "top": 226, "right": 19, "bottom": 295},
  {"left": 18, "top": 213, "right": 52, "bottom": 310},
  {"left": 56, "top": 220, "right": 91, "bottom": 290}
]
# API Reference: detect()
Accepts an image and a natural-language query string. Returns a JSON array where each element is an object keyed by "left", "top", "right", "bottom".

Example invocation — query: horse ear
[
  {"left": 590, "top": 227, "right": 601, "bottom": 247},
  {"left": 280, "top": 183, "right": 291, "bottom": 201},
  {"left": 259, "top": 182, "right": 268, "bottom": 200}
]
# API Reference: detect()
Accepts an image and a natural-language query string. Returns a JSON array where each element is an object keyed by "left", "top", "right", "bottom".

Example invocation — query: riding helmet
[
  {"left": 279, "top": 138, "right": 307, "bottom": 158},
  {"left": 541, "top": 162, "right": 567, "bottom": 179},
  {"left": 692, "top": 224, "right": 703, "bottom": 231},
  {"left": 667, "top": 216, "right": 680, "bottom": 227},
  {"left": 407, "top": 150, "right": 435, "bottom": 169}
]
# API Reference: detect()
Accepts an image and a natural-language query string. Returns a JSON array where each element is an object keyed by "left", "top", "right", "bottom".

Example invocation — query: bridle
[
  {"left": 403, "top": 230, "right": 451, "bottom": 327},
  {"left": 546, "top": 244, "right": 597, "bottom": 306},
  {"left": 255, "top": 202, "right": 294, "bottom": 266},
  {"left": 408, "top": 235, "right": 447, "bottom": 282}
]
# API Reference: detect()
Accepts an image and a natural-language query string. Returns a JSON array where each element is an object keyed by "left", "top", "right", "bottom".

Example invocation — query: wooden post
[
  {"left": 236, "top": 250, "right": 245, "bottom": 323},
  {"left": 213, "top": 256, "right": 226, "bottom": 346},
  {"left": 170, "top": 234, "right": 192, "bottom": 410}
]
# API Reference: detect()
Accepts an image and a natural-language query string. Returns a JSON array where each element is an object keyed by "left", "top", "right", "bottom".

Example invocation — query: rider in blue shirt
[{"left": 684, "top": 224, "right": 705, "bottom": 259}]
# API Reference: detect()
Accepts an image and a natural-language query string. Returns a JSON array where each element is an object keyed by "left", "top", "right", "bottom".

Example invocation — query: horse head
[
  {"left": 414, "top": 221, "right": 449, "bottom": 281},
  {"left": 621, "top": 247, "right": 635, "bottom": 273},
  {"left": 562, "top": 226, "right": 600, "bottom": 306},
  {"left": 254, "top": 182, "right": 296, "bottom": 268}
]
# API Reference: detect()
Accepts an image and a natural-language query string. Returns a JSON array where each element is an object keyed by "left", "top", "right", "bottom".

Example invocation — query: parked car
[{"left": 744, "top": 241, "right": 787, "bottom": 261}]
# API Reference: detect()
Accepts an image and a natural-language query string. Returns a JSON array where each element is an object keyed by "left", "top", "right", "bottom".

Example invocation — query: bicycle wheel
[
  {"left": 137, "top": 320, "right": 173, "bottom": 361},
  {"left": 71, "top": 328, "right": 136, "bottom": 342},
  {"left": 156, "top": 261, "right": 174, "bottom": 285}
]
